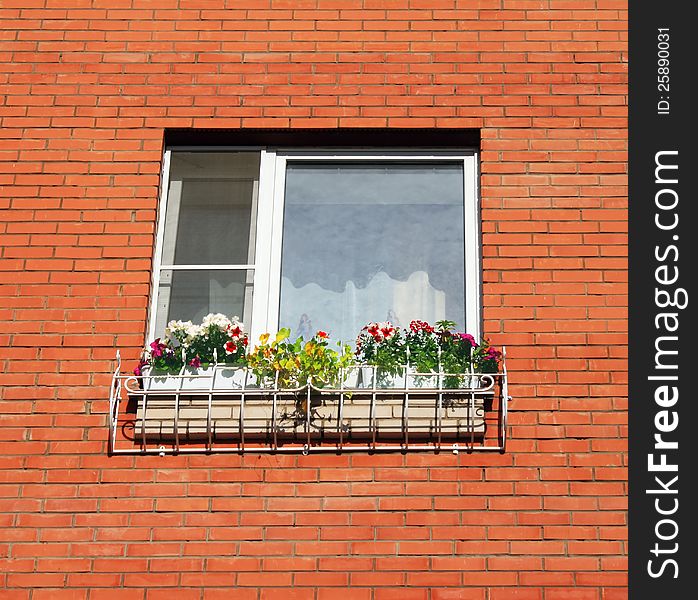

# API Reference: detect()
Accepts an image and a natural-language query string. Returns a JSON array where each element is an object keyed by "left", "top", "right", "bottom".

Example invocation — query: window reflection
[{"left": 279, "top": 162, "right": 466, "bottom": 343}]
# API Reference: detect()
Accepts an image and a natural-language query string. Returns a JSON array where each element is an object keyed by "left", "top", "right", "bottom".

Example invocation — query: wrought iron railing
[{"left": 107, "top": 350, "right": 509, "bottom": 455}]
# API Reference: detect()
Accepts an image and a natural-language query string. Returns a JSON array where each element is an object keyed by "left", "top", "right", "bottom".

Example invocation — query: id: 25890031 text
[{"left": 657, "top": 28, "right": 671, "bottom": 115}]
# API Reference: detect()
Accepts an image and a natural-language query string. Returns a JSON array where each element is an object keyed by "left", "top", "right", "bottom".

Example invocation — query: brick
[
  {"left": 260, "top": 590, "right": 314, "bottom": 600},
  {"left": 375, "top": 590, "right": 428, "bottom": 600}
]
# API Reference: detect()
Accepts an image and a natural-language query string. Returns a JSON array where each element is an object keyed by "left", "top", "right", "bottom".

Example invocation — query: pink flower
[
  {"left": 189, "top": 356, "right": 201, "bottom": 369},
  {"left": 149, "top": 338, "right": 165, "bottom": 358},
  {"left": 224, "top": 341, "right": 238, "bottom": 355},
  {"left": 133, "top": 358, "right": 148, "bottom": 377},
  {"left": 485, "top": 347, "right": 501, "bottom": 361},
  {"left": 459, "top": 333, "right": 476, "bottom": 347}
]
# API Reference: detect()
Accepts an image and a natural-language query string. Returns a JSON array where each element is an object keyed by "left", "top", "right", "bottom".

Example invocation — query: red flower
[
  {"left": 316, "top": 331, "right": 328, "bottom": 339},
  {"left": 224, "top": 341, "right": 238, "bottom": 355},
  {"left": 409, "top": 320, "right": 434, "bottom": 334},
  {"left": 189, "top": 356, "right": 201, "bottom": 369},
  {"left": 361, "top": 321, "right": 396, "bottom": 343},
  {"left": 366, "top": 323, "right": 382, "bottom": 341}
]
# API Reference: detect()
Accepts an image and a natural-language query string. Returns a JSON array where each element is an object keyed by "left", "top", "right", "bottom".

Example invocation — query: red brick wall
[{"left": 0, "top": 1, "right": 627, "bottom": 598}]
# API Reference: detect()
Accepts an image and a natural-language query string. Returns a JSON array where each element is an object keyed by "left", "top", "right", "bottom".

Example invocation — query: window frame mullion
[
  {"left": 248, "top": 149, "right": 282, "bottom": 344},
  {"left": 463, "top": 153, "right": 481, "bottom": 341},
  {"left": 147, "top": 149, "right": 172, "bottom": 344}
]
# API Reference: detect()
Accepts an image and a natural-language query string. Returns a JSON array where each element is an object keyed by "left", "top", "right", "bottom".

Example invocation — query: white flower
[
  {"left": 185, "top": 323, "right": 204, "bottom": 342},
  {"left": 202, "top": 313, "right": 232, "bottom": 331},
  {"left": 166, "top": 320, "right": 194, "bottom": 342}
]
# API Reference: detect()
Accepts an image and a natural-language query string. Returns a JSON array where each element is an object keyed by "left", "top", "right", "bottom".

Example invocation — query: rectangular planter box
[
  {"left": 342, "top": 366, "right": 489, "bottom": 391},
  {"left": 134, "top": 390, "right": 486, "bottom": 443},
  {"left": 141, "top": 365, "right": 252, "bottom": 392}
]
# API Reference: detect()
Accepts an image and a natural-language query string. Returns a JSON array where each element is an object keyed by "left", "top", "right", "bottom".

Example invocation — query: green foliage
[
  {"left": 137, "top": 314, "right": 501, "bottom": 393},
  {"left": 246, "top": 329, "right": 355, "bottom": 389},
  {"left": 355, "top": 322, "right": 406, "bottom": 380},
  {"left": 405, "top": 321, "right": 439, "bottom": 375},
  {"left": 355, "top": 318, "right": 502, "bottom": 388}
]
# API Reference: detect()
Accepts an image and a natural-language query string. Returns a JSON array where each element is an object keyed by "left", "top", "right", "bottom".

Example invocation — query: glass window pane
[
  {"left": 162, "top": 152, "right": 259, "bottom": 266},
  {"left": 154, "top": 269, "right": 252, "bottom": 337},
  {"left": 279, "top": 162, "right": 466, "bottom": 343}
]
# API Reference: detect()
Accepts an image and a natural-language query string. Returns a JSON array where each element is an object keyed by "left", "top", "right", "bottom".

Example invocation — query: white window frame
[{"left": 148, "top": 148, "right": 481, "bottom": 345}]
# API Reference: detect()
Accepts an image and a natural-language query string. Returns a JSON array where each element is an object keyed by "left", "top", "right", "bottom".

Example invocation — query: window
[
  {"left": 151, "top": 152, "right": 259, "bottom": 338},
  {"left": 149, "top": 149, "right": 481, "bottom": 345}
]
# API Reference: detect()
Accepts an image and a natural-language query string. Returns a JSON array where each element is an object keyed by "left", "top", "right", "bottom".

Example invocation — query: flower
[
  {"left": 409, "top": 320, "right": 434, "bottom": 334},
  {"left": 404, "top": 320, "right": 439, "bottom": 374},
  {"left": 458, "top": 333, "right": 476, "bottom": 347},
  {"left": 355, "top": 321, "right": 405, "bottom": 376},
  {"left": 246, "top": 328, "right": 354, "bottom": 389},
  {"left": 186, "top": 324, "right": 204, "bottom": 339},
  {"left": 138, "top": 314, "right": 248, "bottom": 373},
  {"left": 484, "top": 346, "right": 502, "bottom": 362},
  {"left": 133, "top": 357, "right": 149, "bottom": 377},
  {"left": 149, "top": 338, "right": 166, "bottom": 358},
  {"left": 165, "top": 319, "right": 194, "bottom": 341},
  {"left": 362, "top": 321, "right": 396, "bottom": 343},
  {"left": 136, "top": 314, "right": 500, "bottom": 384},
  {"left": 202, "top": 313, "right": 232, "bottom": 330},
  {"left": 228, "top": 324, "right": 243, "bottom": 338},
  {"left": 356, "top": 318, "right": 501, "bottom": 386},
  {"left": 380, "top": 323, "right": 396, "bottom": 339}
]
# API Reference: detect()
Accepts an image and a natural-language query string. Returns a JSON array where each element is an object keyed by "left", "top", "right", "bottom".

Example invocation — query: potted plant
[
  {"left": 130, "top": 316, "right": 502, "bottom": 443},
  {"left": 404, "top": 320, "right": 440, "bottom": 387},
  {"left": 354, "top": 321, "right": 407, "bottom": 388},
  {"left": 353, "top": 319, "right": 502, "bottom": 390},
  {"left": 436, "top": 320, "right": 502, "bottom": 389},
  {"left": 246, "top": 328, "right": 354, "bottom": 389},
  {"left": 135, "top": 313, "right": 249, "bottom": 391},
  {"left": 243, "top": 329, "right": 355, "bottom": 436}
]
